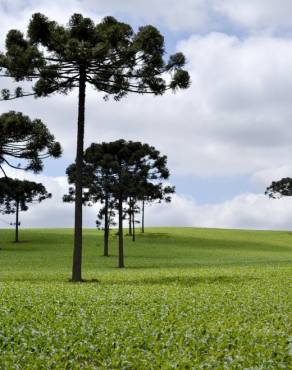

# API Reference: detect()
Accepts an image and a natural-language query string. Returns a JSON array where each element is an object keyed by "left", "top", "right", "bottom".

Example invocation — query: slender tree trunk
[
  {"left": 15, "top": 200, "right": 19, "bottom": 243},
  {"left": 132, "top": 208, "right": 135, "bottom": 242},
  {"left": 128, "top": 199, "right": 132, "bottom": 235},
  {"left": 118, "top": 194, "right": 124, "bottom": 268},
  {"left": 72, "top": 68, "right": 86, "bottom": 282},
  {"left": 104, "top": 194, "right": 109, "bottom": 257},
  {"left": 141, "top": 199, "right": 145, "bottom": 233}
]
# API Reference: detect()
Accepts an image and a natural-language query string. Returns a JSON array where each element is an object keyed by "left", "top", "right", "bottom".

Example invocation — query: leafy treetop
[
  {"left": 265, "top": 178, "right": 292, "bottom": 199},
  {"left": 0, "top": 177, "right": 51, "bottom": 214},
  {"left": 83, "top": 139, "right": 170, "bottom": 197},
  {"left": 0, "top": 111, "right": 62, "bottom": 175},
  {"left": 0, "top": 13, "right": 190, "bottom": 100}
]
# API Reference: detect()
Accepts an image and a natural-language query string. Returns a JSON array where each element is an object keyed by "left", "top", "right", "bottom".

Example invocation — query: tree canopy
[
  {"left": 265, "top": 178, "right": 292, "bottom": 199},
  {"left": 0, "top": 111, "right": 61, "bottom": 176},
  {"left": 0, "top": 13, "right": 190, "bottom": 100}
]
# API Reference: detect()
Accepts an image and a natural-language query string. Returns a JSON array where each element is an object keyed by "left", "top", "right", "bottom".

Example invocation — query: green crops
[{"left": 0, "top": 228, "right": 291, "bottom": 369}]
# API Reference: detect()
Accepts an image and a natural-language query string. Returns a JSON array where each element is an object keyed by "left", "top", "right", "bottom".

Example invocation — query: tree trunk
[
  {"left": 132, "top": 208, "right": 135, "bottom": 242},
  {"left": 128, "top": 198, "right": 132, "bottom": 235},
  {"left": 72, "top": 68, "right": 86, "bottom": 282},
  {"left": 118, "top": 194, "right": 124, "bottom": 268},
  {"left": 15, "top": 200, "right": 19, "bottom": 243},
  {"left": 141, "top": 199, "right": 145, "bottom": 233},
  {"left": 104, "top": 194, "right": 109, "bottom": 257}
]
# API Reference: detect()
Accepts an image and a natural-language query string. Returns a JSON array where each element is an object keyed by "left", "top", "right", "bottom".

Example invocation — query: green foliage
[
  {"left": 266, "top": 177, "right": 292, "bottom": 198},
  {"left": 83, "top": 139, "right": 171, "bottom": 199},
  {"left": 0, "top": 177, "right": 51, "bottom": 214},
  {"left": 0, "top": 227, "right": 290, "bottom": 368},
  {"left": 0, "top": 111, "right": 61, "bottom": 173},
  {"left": 0, "top": 13, "right": 190, "bottom": 100}
]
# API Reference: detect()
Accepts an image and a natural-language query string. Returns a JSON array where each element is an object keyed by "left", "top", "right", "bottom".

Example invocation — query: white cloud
[
  {"left": 215, "top": 0, "right": 292, "bottom": 32},
  {"left": 1, "top": 0, "right": 292, "bottom": 42},
  {"left": 147, "top": 192, "right": 292, "bottom": 230}
]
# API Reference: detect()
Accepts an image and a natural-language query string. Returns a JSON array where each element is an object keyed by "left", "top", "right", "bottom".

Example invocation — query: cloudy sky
[{"left": 1, "top": 0, "right": 292, "bottom": 230}]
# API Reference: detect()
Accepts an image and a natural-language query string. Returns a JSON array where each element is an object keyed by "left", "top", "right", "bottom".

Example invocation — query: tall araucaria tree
[
  {"left": 0, "top": 13, "right": 190, "bottom": 281},
  {"left": 0, "top": 177, "right": 51, "bottom": 242},
  {"left": 0, "top": 111, "right": 61, "bottom": 176}
]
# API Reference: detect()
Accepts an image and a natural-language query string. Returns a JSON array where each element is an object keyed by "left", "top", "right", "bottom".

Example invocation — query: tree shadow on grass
[
  {"left": 102, "top": 274, "right": 260, "bottom": 287},
  {"left": 0, "top": 240, "right": 33, "bottom": 250},
  {"left": 136, "top": 232, "right": 172, "bottom": 238}
]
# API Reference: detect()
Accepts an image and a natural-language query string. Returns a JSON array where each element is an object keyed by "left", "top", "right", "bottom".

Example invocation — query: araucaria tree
[
  {"left": 0, "top": 111, "right": 61, "bottom": 176},
  {"left": 139, "top": 182, "right": 175, "bottom": 233},
  {"left": 0, "top": 177, "right": 51, "bottom": 242},
  {"left": 0, "top": 13, "right": 190, "bottom": 281},
  {"left": 265, "top": 178, "right": 292, "bottom": 198},
  {"left": 83, "top": 140, "right": 172, "bottom": 268}
]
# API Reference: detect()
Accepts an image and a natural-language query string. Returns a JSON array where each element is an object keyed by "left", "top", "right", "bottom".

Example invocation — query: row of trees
[
  {"left": 0, "top": 12, "right": 190, "bottom": 281},
  {"left": 64, "top": 139, "right": 175, "bottom": 267},
  {"left": 0, "top": 12, "right": 290, "bottom": 277},
  {"left": 0, "top": 110, "right": 174, "bottom": 259}
]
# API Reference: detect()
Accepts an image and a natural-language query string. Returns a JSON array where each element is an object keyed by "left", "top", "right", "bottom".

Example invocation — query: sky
[{"left": 2, "top": 0, "right": 292, "bottom": 230}]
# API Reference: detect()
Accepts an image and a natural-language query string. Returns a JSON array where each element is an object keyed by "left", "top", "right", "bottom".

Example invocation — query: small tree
[
  {"left": 0, "top": 177, "right": 51, "bottom": 242},
  {"left": 0, "top": 13, "right": 190, "bottom": 281},
  {"left": 0, "top": 111, "right": 61, "bottom": 176},
  {"left": 140, "top": 183, "right": 175, "bottom": 233},
  {"left": 124, "top": 197, "right": 140, "bottom": 241},
  {"left": 265, "top": 178, "right": 292, "bottom": 198}
]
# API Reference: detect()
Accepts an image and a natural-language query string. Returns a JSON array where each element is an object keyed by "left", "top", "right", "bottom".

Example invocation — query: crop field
[{"left": 0, "top": 227, "right": 291, "bottom": 369}]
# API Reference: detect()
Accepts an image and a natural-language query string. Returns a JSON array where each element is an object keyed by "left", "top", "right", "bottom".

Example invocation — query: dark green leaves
[
  {"left": 170, "top": 69, "right": 191, "bottom": 90},
  {"left": 0, "top": 12, "right": 190, "bottom": 100},
  {"left": 265, "top": 178, "right": 292, "bottom": 198},
  {"left": 0, "top": 177, "right": 51, "bottom": 214},
  {"left": 0, "top": 111, "right": 62, "bottom": 173}
]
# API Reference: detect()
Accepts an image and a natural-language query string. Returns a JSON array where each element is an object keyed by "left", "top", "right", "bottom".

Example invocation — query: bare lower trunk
[
  {"left": 128, "top": 203, "right": 132, "bottom": 235},
  {"left": 132, "top": 209, "right": 135, "bottom": 242},
  {"left": 141, "top": 199, "right": 145, "bottom": 233},
  {"left": 15, "top": 200, "right": 19, "bottom": 243},
  {"left": 118, "top": 194, "right": 124, "bottom": 268},
  {"left": 72, "top": 68, "right": 86, "bottom": 282},
  {"left": 104, "top": 194, "right": 109, "bottom": 257}
]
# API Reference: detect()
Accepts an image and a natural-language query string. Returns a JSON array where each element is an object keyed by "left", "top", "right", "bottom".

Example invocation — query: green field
[{"left": 0, "top": 227, "right": 291, "bottom": 369}]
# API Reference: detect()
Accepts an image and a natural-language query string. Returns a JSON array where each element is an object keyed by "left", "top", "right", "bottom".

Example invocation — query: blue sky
[{"left": 2, "top": 0, "right": 292, "bottom": 229}]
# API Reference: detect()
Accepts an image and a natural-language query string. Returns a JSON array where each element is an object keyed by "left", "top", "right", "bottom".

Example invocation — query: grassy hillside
[{"left": 0, "top": 227, "right": 291, "bottom": 368}]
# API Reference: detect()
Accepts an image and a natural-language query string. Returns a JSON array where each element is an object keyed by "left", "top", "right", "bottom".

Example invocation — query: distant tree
[
  {"left": 139, "top": 183, "right": 175, "bottom": 233},
  {"left": 0, "top": 177, "right": 51, "bottom": 242},
  {"left": 0, "top": 13, "right": 190, "bottom": 281},
  {"left": 124, "top": 197, "right": 140, "bottom": 241},
  {"left": 0, "top": 111, "right": 61, "bottom": 176},
  {"left": 84, "top": 140, "right": 171, "bottom": 268},
  {"left": 265, "top": 178, "right": 292, "bottom": 198}
]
